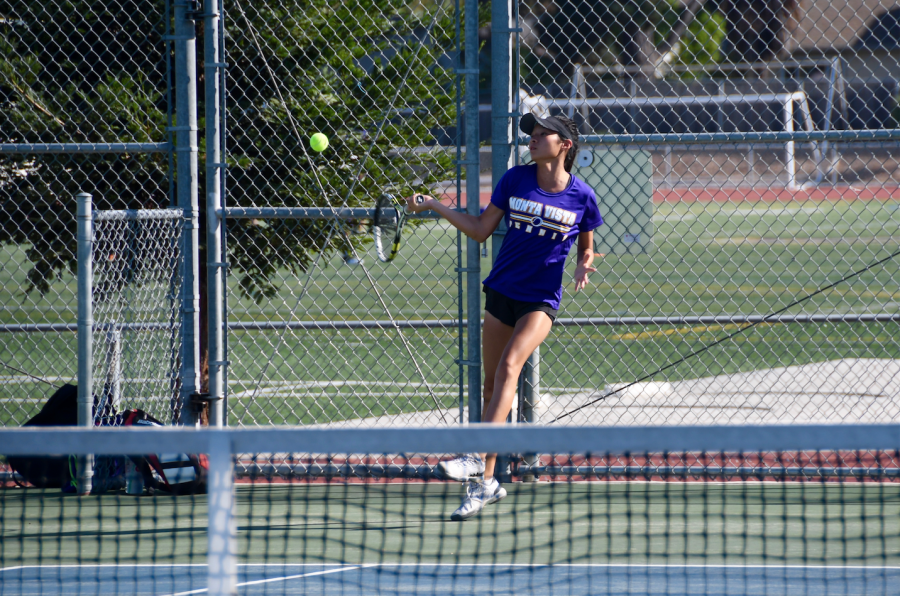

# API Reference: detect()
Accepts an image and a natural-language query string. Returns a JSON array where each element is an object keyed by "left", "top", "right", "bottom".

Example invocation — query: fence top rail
[
  {"left": 3, "top": 313, "right": 895, "bottom": 334},
  {"left": 547, "top": 92, "right": 806, "bottom": 109},
  {"left": 0, "top": 143, "right": 171, "bottom": 154},
  {"left": 521, "top": 129, "right": 900, "bottom": 146},
  {"left": 582, "top": 59, "right": 838, "bottom": 77},
  {"left": 94, "top": 209, "right": 186, "bottom": 221},
  {"left": 221, "top": 207, "right": 442, "bottom": 220}
]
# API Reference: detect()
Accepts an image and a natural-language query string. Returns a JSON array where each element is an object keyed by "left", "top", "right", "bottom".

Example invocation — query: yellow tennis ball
[{"left": 310, "top": 132, "right": 329, "bottom": 152}]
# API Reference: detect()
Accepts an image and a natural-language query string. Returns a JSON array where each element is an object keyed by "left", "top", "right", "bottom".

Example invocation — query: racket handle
[{"left": 414, "top": 194, "right": 425, "bottom": 205}]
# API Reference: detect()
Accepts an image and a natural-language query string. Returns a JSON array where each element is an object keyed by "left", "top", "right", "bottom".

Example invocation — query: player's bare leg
[
  {"left": 481, "top": 310, "right": 553, "bottom": 478},
  {"left": 440, "top": 311, "right": 513, "bottom": 483},
  {"left": 448, "top": 310, "right": 551, "bottom": 520},
  {"left": 480, "top": 310, "right": 517, "bottom": 424}
]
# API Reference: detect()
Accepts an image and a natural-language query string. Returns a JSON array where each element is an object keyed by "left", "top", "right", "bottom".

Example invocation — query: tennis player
[{"left": 405, "top": 113, "right": 603, "bottom": 521}]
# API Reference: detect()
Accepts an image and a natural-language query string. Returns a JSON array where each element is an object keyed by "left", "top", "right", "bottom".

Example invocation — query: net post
[
  {"left": 207, "top": 430, "right": 237, "bottom": 596},
  {"left": 76, "top": 192, "right": 94, "bottom": 495}
]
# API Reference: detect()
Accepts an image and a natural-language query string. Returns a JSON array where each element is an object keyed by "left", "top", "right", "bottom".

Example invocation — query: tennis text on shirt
[{"left": 483, "top": 164, "right": 603, "bottom": 310}]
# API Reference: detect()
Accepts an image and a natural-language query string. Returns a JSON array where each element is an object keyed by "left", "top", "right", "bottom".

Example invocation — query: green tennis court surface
[{"left": 3, "top": 481, "right": 900, "bottom": 594}]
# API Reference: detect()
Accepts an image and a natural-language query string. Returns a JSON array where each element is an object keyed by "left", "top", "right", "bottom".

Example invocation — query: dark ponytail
[{"left": 555, "top": 115, "right": 579, "bottom": 172}]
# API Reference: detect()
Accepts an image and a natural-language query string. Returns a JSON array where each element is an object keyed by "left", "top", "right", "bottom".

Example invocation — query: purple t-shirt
[{"left": 483, "top": 164, "right": 603, "bottom": 309}]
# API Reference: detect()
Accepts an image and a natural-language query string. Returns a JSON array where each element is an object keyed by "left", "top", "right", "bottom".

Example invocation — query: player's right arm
[{"left": 405, "top": 195, "right": 504, "bottom": 243}]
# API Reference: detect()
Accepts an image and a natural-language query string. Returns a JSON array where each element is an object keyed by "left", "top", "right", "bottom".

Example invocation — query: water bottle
[{"left": 125, "top": 458, "right": 144, "bottom": 495}]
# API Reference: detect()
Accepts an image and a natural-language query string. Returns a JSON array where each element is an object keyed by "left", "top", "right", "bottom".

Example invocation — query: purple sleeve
[
  {"left": 579, "top": 190, "right": 603, "bottom": 232},
  {"left": 490, "top": 168, "right": 514, "bottom": 212}
]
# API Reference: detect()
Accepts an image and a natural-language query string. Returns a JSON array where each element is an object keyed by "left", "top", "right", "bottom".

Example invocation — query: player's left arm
[{"left": 573, "top": 231, "right": 597, "bottom": 292}]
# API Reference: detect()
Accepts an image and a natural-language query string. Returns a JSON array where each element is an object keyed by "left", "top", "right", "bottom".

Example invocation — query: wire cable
[
  {"left": 0, "top": 359, "right": 57, "bottom": 386},
  {"left": 552, "top": 247, "right": 900, "bottom": 423}
]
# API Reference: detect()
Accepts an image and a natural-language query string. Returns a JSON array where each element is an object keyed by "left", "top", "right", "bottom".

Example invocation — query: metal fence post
[
  {"left": 492, "top": 0, "right": 515, "bottom": 478},
  {"left": 175, "top": 0, "right": 201, "bottom": 425},
  {"left": 490, "top": 0, "right": 515, "bottom": 267},
  {"left": 204, "top": 0, "right": 226, "bottom": 428},
  {"left": 464, "top": 0, "right": 481, "bottom": 423},
  {"left": 520, "top": 346, "right": 539, "bottom": 481},
  {"left": 784, "top": 95, "right": 796, "bottom": 190},
  {"left": 522, "top": 347, "right": 540, "bottom": 424},
  {"left": 76, "top": 192, "right": 94, "bottom": 494},
  {"left": 491, "top": 0, "right": 515, "bottom": 180}
]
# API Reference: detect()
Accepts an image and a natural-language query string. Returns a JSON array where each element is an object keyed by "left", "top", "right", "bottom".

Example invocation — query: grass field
[{"left": 2, "top": 196, "right": 900, "bottom": 426}]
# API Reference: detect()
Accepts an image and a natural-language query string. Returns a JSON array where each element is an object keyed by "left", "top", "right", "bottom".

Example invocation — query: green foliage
[
  {"left": 653, "top": 1, "right": 725, "bottom": 70},
  {"left": 679, "top": 9, "right": 725, "bottom": 67},
  {"left": 0, "top": 1, "right": 170, "bottom": 294},
  {"left": 225, "top": 0, "right": 457, "bottom": 300},
  {"left": 520, "top": 0, "right": 724, "bottom": 86},
  {"left": 1, "top": 0, "right": 458, "bottom": 299}
]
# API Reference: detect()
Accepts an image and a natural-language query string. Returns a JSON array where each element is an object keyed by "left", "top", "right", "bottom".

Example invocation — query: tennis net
[{"left": 1, "top": 424, "right": 899, "bottom": 595}]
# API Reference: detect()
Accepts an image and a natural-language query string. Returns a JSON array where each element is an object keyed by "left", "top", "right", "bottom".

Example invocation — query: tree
[
  {"left": 223, "top": 0, "right": 456, "bottom": 300},
  {"left": 1, "top": 0, "right": 457, "bottom": 391}
]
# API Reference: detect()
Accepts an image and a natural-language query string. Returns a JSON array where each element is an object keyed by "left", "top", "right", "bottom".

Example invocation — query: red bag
[{"left": 122, "top": 409, "right": 209, "bottom": 495}]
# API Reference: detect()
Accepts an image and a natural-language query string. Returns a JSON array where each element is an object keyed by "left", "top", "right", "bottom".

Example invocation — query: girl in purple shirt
[{"left": 405, "top": 113, "right": 603, "bottom": 521}]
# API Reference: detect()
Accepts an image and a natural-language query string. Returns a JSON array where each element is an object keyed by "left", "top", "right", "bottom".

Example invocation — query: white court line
[
  {"left": 233, "top": 563, "right": 900, "bottom": 570},
  {"left": 166, "top": 564, "right": 371, "bottom": 596},
  {"left": 6, "top": 563, "right": 900, "bottom": 573}
]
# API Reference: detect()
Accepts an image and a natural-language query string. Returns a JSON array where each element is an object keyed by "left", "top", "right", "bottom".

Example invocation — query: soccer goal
[{"left": 549, "top": 91, "right": 821, "bottom": 190}]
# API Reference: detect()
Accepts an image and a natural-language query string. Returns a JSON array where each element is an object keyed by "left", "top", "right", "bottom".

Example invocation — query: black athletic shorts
[{"left": 483, "top": 285, "right": 558, "bottom": 327}]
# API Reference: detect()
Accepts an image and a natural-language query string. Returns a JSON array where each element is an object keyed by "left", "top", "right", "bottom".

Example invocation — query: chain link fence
[
  {"left": 220, "top": 0, "right": 465, "bottom": 427},
  {"left": 512, "top": 0, "right": 900, "bottom": 426},
  {"left": 1, "top": 0, "right": 172, "bottom": 425},
  {"left": 2, "top": 0, "right": 900, "bottom": 431}
]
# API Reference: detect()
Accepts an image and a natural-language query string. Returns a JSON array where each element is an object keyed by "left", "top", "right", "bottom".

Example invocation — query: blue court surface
[{"left": 3, "top": 564, "right": 900, "bottom": 595}]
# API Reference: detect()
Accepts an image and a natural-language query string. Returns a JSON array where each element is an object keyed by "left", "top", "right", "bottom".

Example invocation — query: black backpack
[
  {"left": 6, "top": 384, "right": 89, "bottom": 490},
  {"left": 6, "top": 384, "right": 207, "bottom": 495}
]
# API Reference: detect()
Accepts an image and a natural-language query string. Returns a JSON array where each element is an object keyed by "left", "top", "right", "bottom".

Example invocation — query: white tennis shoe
[
  {"left": 438, "top": 453, "right": 485, "bottom": 481},
  {"left": 450, "top": 478, "right": 507, "bottom": 521}
]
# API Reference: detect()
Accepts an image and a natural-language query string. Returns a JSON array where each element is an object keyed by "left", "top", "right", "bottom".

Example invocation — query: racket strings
[{"left": 373, "top": 196, "right": 402, "bottom": 262}]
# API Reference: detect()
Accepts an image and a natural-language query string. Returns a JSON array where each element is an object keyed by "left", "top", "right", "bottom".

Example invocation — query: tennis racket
[{"left": 372, "top": 194, "right": 424, "bottom": 262}]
